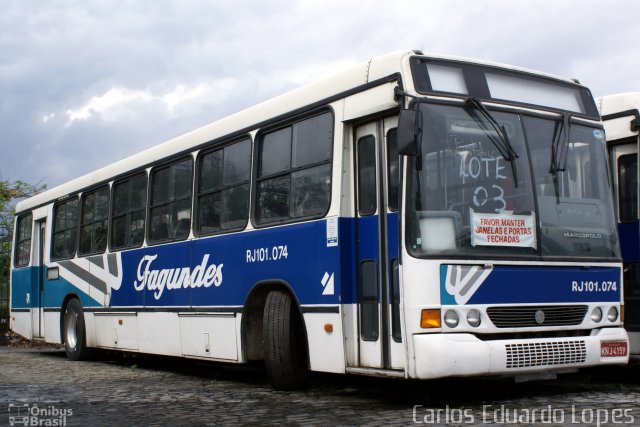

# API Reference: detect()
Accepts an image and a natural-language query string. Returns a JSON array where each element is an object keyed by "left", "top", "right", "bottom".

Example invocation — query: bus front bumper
[{"left": 412, "top": 327, "right": 629, "bottom": 379}]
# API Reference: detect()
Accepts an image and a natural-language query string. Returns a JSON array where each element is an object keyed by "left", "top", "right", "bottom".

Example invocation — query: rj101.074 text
[{"left": 246, "top": 245, "right": 289, "bottom": 263}]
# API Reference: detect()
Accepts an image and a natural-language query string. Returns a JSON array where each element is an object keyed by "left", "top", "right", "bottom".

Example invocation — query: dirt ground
[{"left": 3, "top": 330, "right": 62, "bottom": 349}]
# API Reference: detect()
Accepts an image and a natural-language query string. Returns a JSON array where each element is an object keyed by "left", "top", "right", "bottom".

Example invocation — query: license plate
[{"left": 601, "top": 341, "right": 628, "bottom": 357}]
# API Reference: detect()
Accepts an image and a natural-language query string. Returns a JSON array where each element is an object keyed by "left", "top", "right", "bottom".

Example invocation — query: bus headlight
[
  {"left": 591, "top": 307, "right": 603, "bottom": 323},
  {"left": 607, "top": 306, "right": 619, "bottom": 322},
  {"left": 466, "top": 309, "right": 482, "bottom": 327},
  {"left": 444, "top": 310, "right": 459, "bottom": 328}
]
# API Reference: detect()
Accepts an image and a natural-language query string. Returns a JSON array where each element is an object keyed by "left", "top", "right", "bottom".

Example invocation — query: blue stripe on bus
[
  {"left": 11, "top": 267, "right": 101, "bottom": 309},
  {"left": 11, "top": 218, "right": 359, "bottom": 310},
  {"left": 113, "top": 218, "right": 352, "bottom": 307},
  {"left": 441, "top": 264, "right": 621, "bottom": 305},
  {"left": 12, "top": 215, "right": 620, "bottom": 311}
]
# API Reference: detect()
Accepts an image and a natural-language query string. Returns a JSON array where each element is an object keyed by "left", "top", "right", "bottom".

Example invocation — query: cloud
[
  {"left": 62, "top": 78, "right": 238, "bottom": 125},
  {"left": 65, "top": 88, "right": 153, "bottom": 123}
]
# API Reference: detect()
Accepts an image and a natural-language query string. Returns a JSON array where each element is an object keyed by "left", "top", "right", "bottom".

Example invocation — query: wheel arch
[{"left": 241, "top": 280, "right": 307, "bottom": 362}]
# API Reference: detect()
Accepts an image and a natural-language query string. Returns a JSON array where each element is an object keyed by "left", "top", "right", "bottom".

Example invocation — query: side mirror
[{"left": 397, "top": 108, "right": 422, "bottom": 156}]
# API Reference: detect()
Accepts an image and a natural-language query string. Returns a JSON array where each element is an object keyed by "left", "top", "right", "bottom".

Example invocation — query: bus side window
[
  {"left": 197, "top": 138, "right": 251, "bottom": 235},
  {"left": 618, "top": 154, "right": 638, "bottom": 222},
  {"left": 256, "top": 112, "right": 333, "bottom": 224},
  {"left": 51, "top": 197, "right": 79, "bottom": 260},
  {"left": 111, "top": 173, "right": 147, "bottom": 250},
  {"left": 14, "top": 213, "right": 33, "bottom": 267},
  {"left": 387, "top": 128, "right": 399, "bottom": 212},
  {"left": 79, "top": 185, "right": 109, "bottom": 256},
  {"left": 149, "top": 157, "right": 193, "bottom": 243},
  {"left": 357, "top": 135, "right": 377, "bottom": 216}
]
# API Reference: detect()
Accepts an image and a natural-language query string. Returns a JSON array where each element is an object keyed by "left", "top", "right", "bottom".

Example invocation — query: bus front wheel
[
  {"left": 63, "top": 298, "right": 91, "bottom": 361},
  {"left": 263, "top": 290, "right": 308, "bottom": 390}
]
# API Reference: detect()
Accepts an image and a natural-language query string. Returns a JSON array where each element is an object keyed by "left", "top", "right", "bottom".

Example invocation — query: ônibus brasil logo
[{"left": 134, "top": 254, "right": 223, "bottom": 300}]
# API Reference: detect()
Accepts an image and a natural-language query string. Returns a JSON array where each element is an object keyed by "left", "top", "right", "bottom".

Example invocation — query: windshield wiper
[
  {"left": 549, "top": 112, "right": 572, "bottom": 203},
  {"left": 465, "top": 97, "right": 519, "bottom": 186}
]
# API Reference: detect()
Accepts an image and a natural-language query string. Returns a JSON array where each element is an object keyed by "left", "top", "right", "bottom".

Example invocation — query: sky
[{"left": 1, "top": 0, "right": 639, "bottom": 189}]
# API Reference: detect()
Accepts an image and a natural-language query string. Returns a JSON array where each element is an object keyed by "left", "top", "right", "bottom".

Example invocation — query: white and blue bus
[
  {"left": 11, "top": 51, "right": 628, "bottom": 389},
  {"left": 600, "top": 92, "right": 640, "bottom": 360}
]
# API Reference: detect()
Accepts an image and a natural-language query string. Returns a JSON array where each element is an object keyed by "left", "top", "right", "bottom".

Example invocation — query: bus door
[
  {"left": 609, "top": 141, "right": 640, "bottom": 341},
  {"left": 31, "top": 220, "right": 46, "bottom": 338},
  {"left": 353, "top": 117, "right": 404, "bottom": 370}
]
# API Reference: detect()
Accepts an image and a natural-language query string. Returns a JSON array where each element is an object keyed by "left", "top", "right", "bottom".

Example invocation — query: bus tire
[
  {"left": 263, "top": 290, "right": 308, "bottom": 390},
  {"left": 63, "top": 298, "right": 91, "bottom": 361}
]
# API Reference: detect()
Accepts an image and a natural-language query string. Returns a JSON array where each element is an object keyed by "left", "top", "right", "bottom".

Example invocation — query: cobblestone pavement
[{"left": 1, "top": 346, "right": 640, "bottom": 426}]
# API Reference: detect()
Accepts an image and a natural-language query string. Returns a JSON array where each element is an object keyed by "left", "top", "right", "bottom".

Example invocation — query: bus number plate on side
[{"left": 600, "top": 341, "right": 628, "bottom": 357}]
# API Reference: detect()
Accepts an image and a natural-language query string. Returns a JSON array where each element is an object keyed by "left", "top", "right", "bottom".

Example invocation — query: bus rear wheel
[
  {"left": 263, "top": 290, "right": 308, "bottom": 390},
  {"left": 63, "top": 298, "right": 91, "bottom": 361}
]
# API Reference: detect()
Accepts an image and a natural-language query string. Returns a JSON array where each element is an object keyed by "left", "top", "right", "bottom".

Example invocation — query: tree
[
  {"left": 0, "top": 178, "right": 47, "bottom": 238},
  {"left": 0, "top": 178, "right": 46, "bottom": 283}
]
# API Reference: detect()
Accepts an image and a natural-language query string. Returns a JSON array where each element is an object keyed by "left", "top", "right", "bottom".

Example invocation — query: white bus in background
[
  {"left": 11, "top": 50, "right": 628, "bottom": 390},
  {"left": 600, "top": 92, "right": 640, "bottom": 360}
]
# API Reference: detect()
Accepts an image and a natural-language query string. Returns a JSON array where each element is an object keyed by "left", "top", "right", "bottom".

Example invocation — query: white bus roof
[
  {"left": 16, "top": 50, "right": 580, "bottom": 213},
  {"left": 598, "top": 92, "right": 640, "bottom": 141}
]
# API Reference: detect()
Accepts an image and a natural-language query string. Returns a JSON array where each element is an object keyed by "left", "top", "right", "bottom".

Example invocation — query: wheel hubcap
[{"left": 65, "top": 312, "right": 78, "bottom": 349}]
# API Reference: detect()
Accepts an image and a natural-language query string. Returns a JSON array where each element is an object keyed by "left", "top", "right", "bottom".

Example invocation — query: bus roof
[
  {"left": 598, "top": 92, "right": 640, "bottom": 141},
  {"left": 599, "top": 92, "right": 640, "bottom": 116},
  {"left": 16, "top": 50, "right": 580, "bottom": 214}
]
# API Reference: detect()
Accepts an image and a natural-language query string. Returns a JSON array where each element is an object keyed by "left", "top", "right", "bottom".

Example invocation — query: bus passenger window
[
  {"left": 51, "top": 197, "right": 79, "bottom": 260},
  {"left": 291, "top": 164, "right": 330, "bottom": 217},
  {"left": 111, "top": 173, "right": 147, "bottom": 250},
  {"left": 357, "top": 135, "right": 376, "bottom": 216},
  {"left": 149, "top": 158, "right": 193, "bottom": 243},
  {"left": 618, "top": 154, "right": 638, "bottom": 222},
  {"left": 197, "top": 138, "right": 251, "bottom": 235},
  {"left": 359, "top": 260, "right": 379, "bottom": 341},
  {"left": 260, "top": 128, "right": 291, "bottom": 176},
  {"left": 14, "top": 213, "right": 33, "bottom": 267},
  {"left": 387, "top": 128, "right": 399, "bottom": 211},
  {"left": 256, "top": 112, "right": 333, "bottom": 224},
  {"left": 79, "top": 185, "right": 109, "bottom": 255}
]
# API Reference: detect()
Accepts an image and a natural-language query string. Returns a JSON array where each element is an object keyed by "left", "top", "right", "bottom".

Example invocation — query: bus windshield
[{"left": 407, "top": 102, "right": 620, "bottom": 259}]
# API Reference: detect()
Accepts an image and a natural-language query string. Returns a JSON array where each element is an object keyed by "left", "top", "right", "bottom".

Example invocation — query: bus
[
  {"left": 600, "top": 92, "right": 640, "bottom": 360},
  {"left": 10, "top": 50, "right": 628, "bottom": 389}
]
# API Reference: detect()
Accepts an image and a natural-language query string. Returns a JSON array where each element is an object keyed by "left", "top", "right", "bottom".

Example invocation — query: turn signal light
[{"left": 420, "top": 309, "right": 441, "bottom": 329}]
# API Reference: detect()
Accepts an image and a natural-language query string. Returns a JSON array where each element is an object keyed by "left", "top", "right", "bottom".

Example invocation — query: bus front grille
[
  {"left": 487, "top": 305, "right": 588, "bottom": 328},
  {"left": 505, "top": 340, "right": 587, "bottom": 369}
]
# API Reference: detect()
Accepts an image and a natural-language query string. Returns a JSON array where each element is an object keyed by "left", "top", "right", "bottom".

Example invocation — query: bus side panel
[
  {"left": 338, "top": 218, "right": 359, "bottom": 367},
  {"left": 43, "top": 311, "right": 61, "bottom": 344},
  {"left": 9, "top": 267, "right": 38, "bottom": 339},
  {"left": 10, "top": 267, "right": 38, "bottom": 309},
  {"left": 619, "top": 222, "right": 640, "bottom": 262},
  {"left": 110, "top": 218, "right": 348, "bottom": 372},
  {"left": 619, "top": 222, "right": 640, "bottom": 341},
  {"left": 26, "top": 218, "right": 351, "bottom": 371}
]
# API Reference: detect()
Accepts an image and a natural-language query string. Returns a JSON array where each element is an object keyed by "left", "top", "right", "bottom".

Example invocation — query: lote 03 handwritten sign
[{"left": 470, "top": 209, "right": 536, "bottom": 249}]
